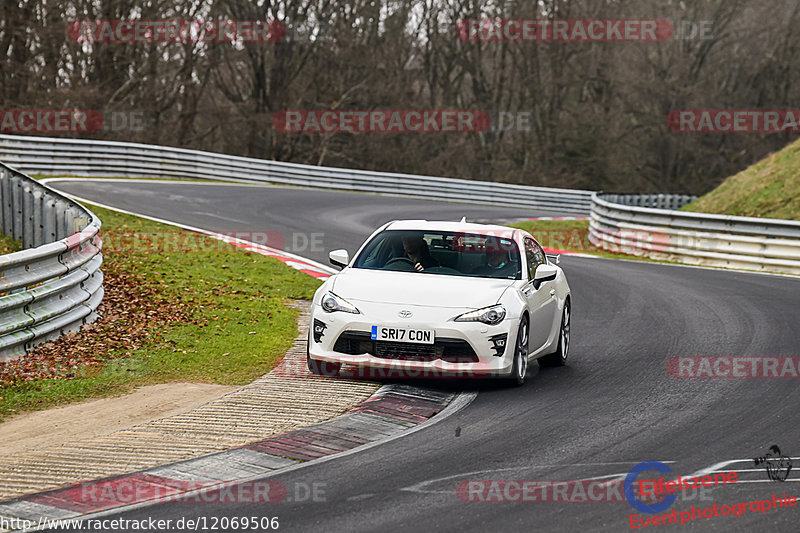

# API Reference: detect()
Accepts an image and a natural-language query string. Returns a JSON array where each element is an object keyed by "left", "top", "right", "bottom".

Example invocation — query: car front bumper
[{"left": 308, "top": 300, "right": 519, "bottom": 379}]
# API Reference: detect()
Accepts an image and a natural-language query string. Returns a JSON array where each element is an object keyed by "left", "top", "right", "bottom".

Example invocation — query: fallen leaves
[{"left": 0, "top": 255, "right": 192, "bottom": 388}]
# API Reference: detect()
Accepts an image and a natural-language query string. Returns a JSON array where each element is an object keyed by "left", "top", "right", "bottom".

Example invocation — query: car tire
[
  {"left": 307, "top": 351, "right": 342, "bottom": 377},
  {"left": 539, "top": 300, "right": 570, "bottom": 368},
  {"left": 508, "top": 316, "right": 529, "bottom": 386}
]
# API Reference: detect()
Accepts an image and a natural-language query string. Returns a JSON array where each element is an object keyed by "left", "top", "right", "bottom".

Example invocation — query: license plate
[{"left": 371, "top": 326, "right": 434, "bottom": 344}]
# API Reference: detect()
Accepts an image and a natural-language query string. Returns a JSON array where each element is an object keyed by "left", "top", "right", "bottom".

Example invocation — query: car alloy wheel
[
  {"left": 560, "top": 303, "right": 570, "bottom": 361},
  {"left": 510, "top": 317, "right": 529, "bottom": 386},
  {"left": 539, "top": 300, "right": 570, "bottom": 367}
]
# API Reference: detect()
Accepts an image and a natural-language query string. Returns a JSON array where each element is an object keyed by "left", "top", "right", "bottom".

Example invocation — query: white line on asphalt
[
  {"left": 402, "top": 464, "right": 677, "bottom": 495},
  {"left": 346, "top": 493, "right": 376, "bottom": 501},
  {"left": 39, "top": 187, "right": 336, "bottom": 275},
  {"left": 185, "top": 211, "right": 251, "bottom": 224},
  {"left": 39, "top": 177, "right": 271, "bottom": 188}
]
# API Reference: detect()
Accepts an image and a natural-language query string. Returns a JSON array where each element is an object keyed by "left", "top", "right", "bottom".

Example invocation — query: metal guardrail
[
  {"left": 2, "top": 134, "right": 797, "bottom": 277},
  {"left": 599, "top": 193, "right": 697, "bottom": 211},
  {"left": 589, "top": 193, "right": 800, "bottom": 275},
  {"left": 0, "top": 162, "right": 103, "bottom": 361},
  {"left": 0, "top": 134, "right": 594, "bottom": 215}
]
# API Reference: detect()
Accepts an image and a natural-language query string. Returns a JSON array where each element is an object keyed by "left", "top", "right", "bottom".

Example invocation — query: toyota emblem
[{"left": 398, "top": 310, "right": 413, "bottom": 318}]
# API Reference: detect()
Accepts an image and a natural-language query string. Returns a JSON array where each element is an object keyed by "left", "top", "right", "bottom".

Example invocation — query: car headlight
[
  {"left": 321, "top": 292, "right": 360, "bottom": 314},
  {"left": 454, "top": 304, "right": 506, "bottom": 325}
]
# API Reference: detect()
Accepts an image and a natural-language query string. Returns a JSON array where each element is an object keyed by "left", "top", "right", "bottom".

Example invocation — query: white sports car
[{"left": 307, "top": 220, "right": 571, "bottom": 385}]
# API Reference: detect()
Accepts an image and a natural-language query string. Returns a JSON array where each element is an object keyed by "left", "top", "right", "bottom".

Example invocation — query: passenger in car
[{"left": 471, "top": 240, "right": 520, "bottom": 278}]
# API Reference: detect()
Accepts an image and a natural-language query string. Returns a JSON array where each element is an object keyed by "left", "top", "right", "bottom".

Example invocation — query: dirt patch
[{"left": 0, "top": 382, "right": 237, "bottom": 455}]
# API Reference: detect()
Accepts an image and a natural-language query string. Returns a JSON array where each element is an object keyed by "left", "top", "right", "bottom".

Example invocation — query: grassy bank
[
  {"left": 510, "top": 219, "right": 651, "bottom": 261},
  {"left": 682, "top": 139, "right": 800, "bottom": 220},
  {"left": 0, "top": 205, "right": 321, "bottom": 421}
]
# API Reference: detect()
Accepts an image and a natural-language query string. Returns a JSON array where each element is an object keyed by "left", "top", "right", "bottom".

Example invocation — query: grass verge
[
  {"left": 510, "top": 219, "right": 655, "bottom": 261},
  {"left": 682, "top": 138, "right": 800, "bottom": 220},
  {"left": 0, "top": 204, "right": 322, "bottom": 421}
]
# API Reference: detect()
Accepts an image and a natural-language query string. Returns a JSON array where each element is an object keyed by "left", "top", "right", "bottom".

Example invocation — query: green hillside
[{"left": 682, "top": 139, "right": 800, "bottom": 220}]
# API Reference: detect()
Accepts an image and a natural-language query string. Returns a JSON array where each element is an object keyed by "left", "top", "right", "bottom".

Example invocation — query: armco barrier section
[
  {"left": 0, "top": 135, "right": 594, "bottom": 215},
  {"left": 0, "top": 162, "right": 103, "bottom": 361},
  {"left": 4, "top": 134, "right": 798, "bottom": 276},
  {"left": 600, "top": 193, "right": 697, "bottom": 211},
  {"left": 589, "top": 193, "right": 800, "bottom": 275}
]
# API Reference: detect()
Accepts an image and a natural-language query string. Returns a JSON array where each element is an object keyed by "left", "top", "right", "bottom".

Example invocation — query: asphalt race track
[
  {"left": 53, "top": 180, "right": 558, "bottom": 265},
  {"left": 48, "top": 180, "right": 800, "bottom": 532}
]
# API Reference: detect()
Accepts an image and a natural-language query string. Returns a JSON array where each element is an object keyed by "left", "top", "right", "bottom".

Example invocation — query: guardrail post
[
  {"left": 0, "top": 168, "right": 9, "bottom": 236},
  {"left": 23, "top": 183, "right": 34, "bottom": 248},
  {"left": 54, "top": 199, "right": 67, "bottom": 240},
  {"left": 32, "top": 189, "right": 44, "bottom": 247}
]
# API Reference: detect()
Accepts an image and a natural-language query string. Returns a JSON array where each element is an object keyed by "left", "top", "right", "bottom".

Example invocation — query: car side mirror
[
  {"left": 532, "top": 264, "right": 558, "bottom": 289},
  {"left": 329, "top": 249, "right": 350, "bottom": 269}
]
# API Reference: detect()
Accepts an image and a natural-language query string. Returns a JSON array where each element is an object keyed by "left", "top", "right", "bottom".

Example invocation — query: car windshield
[{"left": 353, "top": 229, "right": 522, "bottom": 279}]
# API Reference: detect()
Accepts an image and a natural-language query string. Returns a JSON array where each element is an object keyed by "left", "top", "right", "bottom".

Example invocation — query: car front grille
[
  {"left": 375, "top": 341, "right": 442, "bottom": 361},
  {"left": 333, "top": 331, "right": 479, "bottom": 363}
]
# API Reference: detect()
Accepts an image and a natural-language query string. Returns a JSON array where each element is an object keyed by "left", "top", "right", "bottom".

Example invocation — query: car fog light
[
  {"left": 313, "top": 319, "right": 327, "bottom": 342},
  {"left": 490, "top": 333, "right": 508, "bottom": 357}
]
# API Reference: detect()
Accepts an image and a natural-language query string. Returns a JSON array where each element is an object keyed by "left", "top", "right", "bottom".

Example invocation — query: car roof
[{"left": 384, "top": 219, "right": 521, "bottom": 236}]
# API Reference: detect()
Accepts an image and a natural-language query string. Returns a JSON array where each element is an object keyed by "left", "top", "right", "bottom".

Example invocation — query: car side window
[
  {"left": 533, "top": 241, "right": 546, "bottom": 266},
  {"left": 525, "top": 238, "right": 545, "bottom": 280}
]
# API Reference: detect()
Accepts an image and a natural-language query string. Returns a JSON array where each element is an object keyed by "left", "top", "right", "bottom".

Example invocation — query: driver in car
[{"left": 401, "top": 234, "right": 439, "bottom": 271}]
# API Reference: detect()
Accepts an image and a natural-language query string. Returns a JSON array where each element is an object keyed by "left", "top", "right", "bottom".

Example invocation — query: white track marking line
[
  {"left": 185, "top": 211, "right": 251, "bottom": 224},
  {"left": 39, "top": 177, "right": 272, "bottom": 188},
  {"left": 403, "top": 463, "right": 676, "bottom": 494},
  {"left": 41, "top": 188, "right": 336, "bottom": 277},
  {"left": 687, "top": 457, "right": 800, "bottom": 478}
]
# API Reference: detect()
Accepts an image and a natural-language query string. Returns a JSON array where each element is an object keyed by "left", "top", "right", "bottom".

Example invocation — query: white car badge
[{"left": 398, "top": 310, "right": 413, "bottom": 318}]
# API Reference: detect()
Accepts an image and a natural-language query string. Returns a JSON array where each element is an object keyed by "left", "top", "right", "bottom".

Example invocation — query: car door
[{"left": 521, "top": 237, "right": 559, "bottom": 354}]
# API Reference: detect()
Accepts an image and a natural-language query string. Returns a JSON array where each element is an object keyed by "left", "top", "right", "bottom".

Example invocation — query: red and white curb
[
  {"left": 39, "top": 181, "right": 334, "bottom": 280},
  {"left": 526, "top": 216, "right": 588, "bottom": 221},
  {"left": 189, "top": 230, "right": 331, "bottom": 279},
  {"left": 0, "top": 385, "right": 470, "bottom": 531},
  {"left": 515, "top": 216, "right": 593, "bottom": 257},
  {"left": 487, "top": 216, "right": 589, "bottom": 223}
]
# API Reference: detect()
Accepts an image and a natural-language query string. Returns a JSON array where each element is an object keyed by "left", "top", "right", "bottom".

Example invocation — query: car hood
[{"left": 331, "top": 268, "right": 515, "bottom": 309}]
